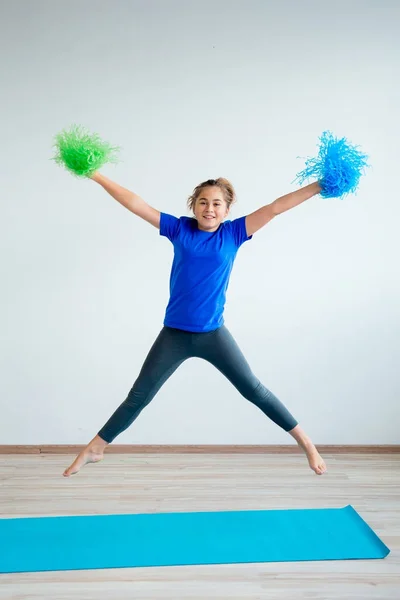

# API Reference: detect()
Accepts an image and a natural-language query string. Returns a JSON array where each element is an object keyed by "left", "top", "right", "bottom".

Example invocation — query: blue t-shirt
[{"left": 159, "top": 213, "right": 252, "bottom": 332}]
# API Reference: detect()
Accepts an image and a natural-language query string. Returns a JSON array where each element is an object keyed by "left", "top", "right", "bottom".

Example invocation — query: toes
[
  {"left": 313, "top": 463, "right": 325, "bottom": 475},
  {"left": 63, "top": 464, "right": 77, "bottom": 477}
]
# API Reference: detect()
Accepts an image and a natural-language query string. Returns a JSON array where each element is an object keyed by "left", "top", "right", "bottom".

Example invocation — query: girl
[{"left": 63, "top": 174, "right": 327, "bottom": 477}]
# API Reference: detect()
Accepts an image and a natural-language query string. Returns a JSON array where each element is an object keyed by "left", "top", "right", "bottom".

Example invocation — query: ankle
[
  {"left": 289, "top": 426, "right": 313, "bottom": 449},
  {"left": 88, "top": 435, "right": 108, "bottom": 453},
  {"left": 299, "top": 438, "right": 314, "bottom": 451}
]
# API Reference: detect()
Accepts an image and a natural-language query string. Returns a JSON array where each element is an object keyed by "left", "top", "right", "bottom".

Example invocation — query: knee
[
  {"left": 244, "top": 380, "right": 278, "bottom": 405},
  {"left": 124, "top": 388, "right": 150, "bottom": 411},
  {"left": 240, "top": 378, "right": 262, "bottom": 400}
]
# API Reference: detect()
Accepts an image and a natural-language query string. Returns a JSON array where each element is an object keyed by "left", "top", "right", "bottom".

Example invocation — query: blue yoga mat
[{"left": 0, "top": 505, "right": 389, "bottom": 573}]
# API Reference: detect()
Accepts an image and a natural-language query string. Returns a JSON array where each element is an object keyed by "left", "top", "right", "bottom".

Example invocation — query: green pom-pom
[{"left": 52, "top": 124, "right": 120, "bottom": 177}]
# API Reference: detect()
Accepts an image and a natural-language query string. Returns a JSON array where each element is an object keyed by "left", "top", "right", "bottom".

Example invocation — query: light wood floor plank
[{"left": 0, "top": 453, "right": 399, "bottom": 599}]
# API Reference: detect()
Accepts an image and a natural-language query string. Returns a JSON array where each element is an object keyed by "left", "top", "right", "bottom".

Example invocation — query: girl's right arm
[{"left": 90, "top": 172, "right": 160, "bottom": 229}]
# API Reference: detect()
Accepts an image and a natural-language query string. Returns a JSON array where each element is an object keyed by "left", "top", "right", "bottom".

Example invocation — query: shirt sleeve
[
  {"left": 228, "top": 216, "right": 253, "bottom": 248},
  {"left": 159, "top": 212, "right": 180, "bottom": 242}
]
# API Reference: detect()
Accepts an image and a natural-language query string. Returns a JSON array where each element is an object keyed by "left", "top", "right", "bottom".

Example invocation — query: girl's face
[{"left": 194, "top": 186, "right": 229, "bottom": 232}]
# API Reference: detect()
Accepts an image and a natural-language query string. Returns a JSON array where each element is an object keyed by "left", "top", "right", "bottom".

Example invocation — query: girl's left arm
[{"left": 245, "top": 182, "right": 321, "bottom": 236}]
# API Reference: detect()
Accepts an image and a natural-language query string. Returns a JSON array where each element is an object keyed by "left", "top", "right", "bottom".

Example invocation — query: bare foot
[
  {"left": 303, "top": 442, "right": 327, "bottom": 475},
  {"left": 288, "top": 426, "right": 327, "bottom": 475},
  {"left": 63, "top": 436, "right": 107, "bottom": 477}
]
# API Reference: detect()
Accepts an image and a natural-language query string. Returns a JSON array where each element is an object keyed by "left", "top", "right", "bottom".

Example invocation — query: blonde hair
[{"left": 187, "top": 178, "right": 236, "bottom": 213}]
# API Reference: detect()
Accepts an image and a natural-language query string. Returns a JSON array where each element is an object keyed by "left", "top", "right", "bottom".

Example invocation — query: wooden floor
[{"left": 0, "top": 452, "right": 399, "bottom": 599}]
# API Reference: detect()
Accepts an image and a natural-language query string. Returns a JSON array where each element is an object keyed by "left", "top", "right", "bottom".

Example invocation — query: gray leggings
[{"left": 98, "top": 325, "right": 298, "bottom": 443}]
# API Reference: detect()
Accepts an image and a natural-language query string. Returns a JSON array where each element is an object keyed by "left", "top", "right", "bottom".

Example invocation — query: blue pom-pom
[{"left": 294, "top": 131, "right": 369, "bottom": 198}]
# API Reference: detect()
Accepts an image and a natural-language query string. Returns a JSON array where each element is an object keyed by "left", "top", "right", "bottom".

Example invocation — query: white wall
[{"left": 1, "top": 0, "right": 399, "bottom": 445}]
